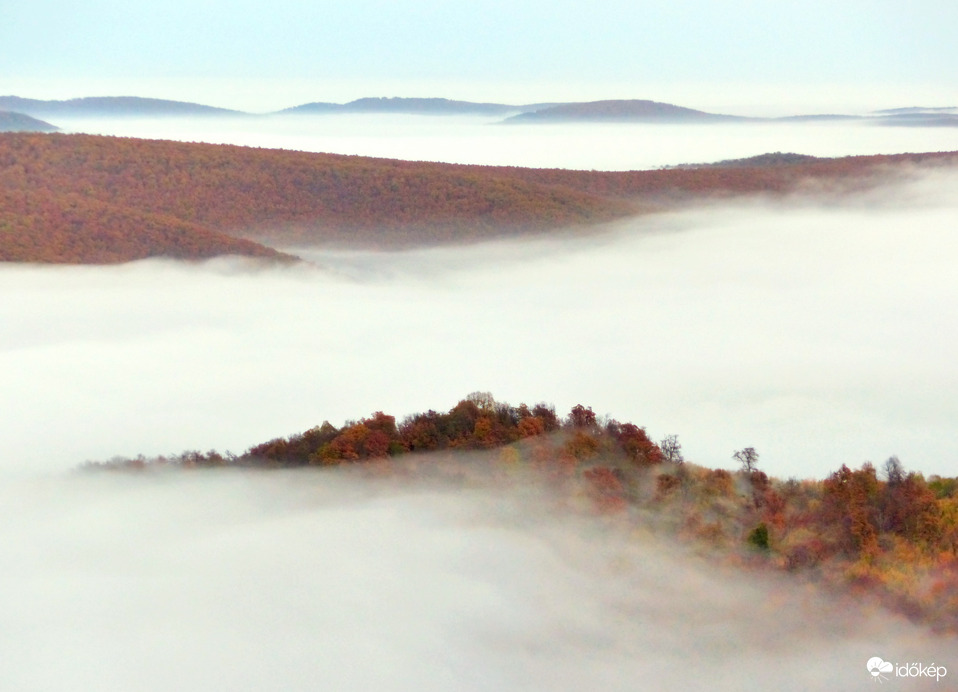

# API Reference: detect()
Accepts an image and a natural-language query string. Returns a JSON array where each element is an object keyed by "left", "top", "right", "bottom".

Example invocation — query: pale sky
[{"left": 2, "top": 1, "right": 957, "bottom": 113}]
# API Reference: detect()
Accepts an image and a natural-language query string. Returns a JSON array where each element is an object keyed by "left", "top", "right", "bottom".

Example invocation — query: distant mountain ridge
[
  {"left": 504, "top": 99, "right": 743, "bottom": 123},
  {"left": 280, "top": 97, "right": 551, "bottom": 116},
  {"left": 873, "top": 106, "right": 958, "bottom": 115},
  {"left": 4, "top": 94, "right": 958, "bottom": 127},
  {"left": 873, "top": 111, "right": 958, "bottom": 127},
  {"left": 0, "top": 96, "right": 242, "bottom": 118}
]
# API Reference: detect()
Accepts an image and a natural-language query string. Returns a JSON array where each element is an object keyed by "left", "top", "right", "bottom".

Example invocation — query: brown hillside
[
  {"left": 2, "top": 132, "right": 957, "bottom": 264},
  {"left": 0, "top": 187, "right": 290, "bottom": 263},
  {"left": 472, "top": 150, "right": 958, "bottom": 203},
  {"left": 86, "top": 392, "right": 958, "bottom": 635},
  {"left": 0, "top": 133, "right": 632, "bottom": 263}
]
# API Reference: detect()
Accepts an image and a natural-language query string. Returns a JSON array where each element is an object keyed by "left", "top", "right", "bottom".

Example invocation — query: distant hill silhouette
[
  {"left": 276, "top": 101, "right": 342, "bottom": 114},
  {"left": 873, "top": 106, "right": 958, "bottom": 115},
  {"left": 687, "top": 152, "right": 822, "bottom": 168},
  {"left": 279, "top": 97, "right": 549, "bottom": 116},
  {"left": 772, "top": 114, "right": 861, "bottom": 123},
  {"left": 6, "top": 94, "right": 958, "bottom": 128},
  {"left": 876, "top": 112, "right": 958, "bottom": 127},
  {"left": 0, "top": 96, "right": 242, "bottom": 118},
  {"left": 505, "top": 99, "right": 743, "bottom": 123},
  {"left": 0, "top": 110, "right": 58, "bottom": 132}
]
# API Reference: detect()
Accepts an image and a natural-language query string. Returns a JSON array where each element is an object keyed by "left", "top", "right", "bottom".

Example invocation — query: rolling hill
[
  {"left": 2, "top": 131, "right": 956, "bottom": 264},
  {"left": 279, "top": 97, "right": 545, "bottom": 116},
  {"left": 0, "top": 110, "right": 58, "bottom": 133},
  {"left": 0, "top": 132, "right": 631, "bottom": 263},
  {"left": 6, "top": 93, "right": 958, "bottom": 128},
  {"left": 505, "top": 99, "right": 743, "bottom": 123},
  {"left": 0, "top": 96, "right": 243, "bottom": 118},
  {"left": 84, "top": 392, "right": 958, "bottom": 635}
]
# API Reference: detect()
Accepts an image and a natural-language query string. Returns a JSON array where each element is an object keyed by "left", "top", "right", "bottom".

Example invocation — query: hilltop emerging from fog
[
  {"left": 87, "top": 392, "right": 958, "bottom": 635},
  {"left": 3, "top": 130, "right": 957, "bottom": 264}
]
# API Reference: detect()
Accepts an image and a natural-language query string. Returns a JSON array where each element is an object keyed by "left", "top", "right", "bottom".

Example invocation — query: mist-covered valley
[
  {"left": 6, "top": 0, "right": 958, "bottom": 681},
  {"left": 4, "top": 166, "right": 957, "bottom": 479},
  {"left": 49, "top": 111, "right": 958, "bottom": 170},
  {"left": 3, "top": 116, "right": 958, "bottom": 689}
]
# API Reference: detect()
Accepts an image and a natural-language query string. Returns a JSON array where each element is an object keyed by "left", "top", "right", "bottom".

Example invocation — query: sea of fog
[
  {"left": 3, "top": 114, "right": 957, "bottom": 689},
  {"left": 0, "top": 468, "right": 952, "bottom": 691},
  {"left": 4, "top": 170, "right": 957, "bottom": 479},
  {"left": 52, "top": 112, "right": 958, "bottom": 170}
]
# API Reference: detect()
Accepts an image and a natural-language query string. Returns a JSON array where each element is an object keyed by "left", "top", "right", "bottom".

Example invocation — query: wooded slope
[
  {"left": 482, "top": 150, "right": 958, "bottom": 202},
  {"left": 2, "top": 132, "right": 956, "bottom": 263},
  {"left": 0, "top": 187, "right": 290, "bottom": 263},
  {"left": 0, "top": 133, "right": 630, "bottom": 262},
  {"left": 86, "top": 392, "right": 958, "bottom": 634}
]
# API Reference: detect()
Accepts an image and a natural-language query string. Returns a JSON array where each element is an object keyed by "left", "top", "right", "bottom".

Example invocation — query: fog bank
[
  {"left": 2, "top": 170, "right": 957, "bottom": 479},
  {"left": 53, "top": 113, "right": 958, "bottom": 170},
  {"left": 0, "top": 468, "right": 951, "bottom": 691},
  {"left": 3, "top": 166, "right": 957, "bottom": 691}
]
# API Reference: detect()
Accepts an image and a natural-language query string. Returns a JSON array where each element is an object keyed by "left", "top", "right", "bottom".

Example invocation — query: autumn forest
[
  {"left": 3, "top": 131, "right": 957, "bottom": 263},
  {"left": 87, "top": 393, "right": 958, "bottom": 635}
]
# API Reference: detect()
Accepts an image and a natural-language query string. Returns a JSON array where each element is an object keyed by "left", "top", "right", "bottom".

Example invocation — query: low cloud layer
[
  {"left": 3, "top": 166, "right": 957, "bottom": 690},
  {"left": 2, "top": 170, "right": 957, "bottom": 479},
  {"left": 0, "top": 467, "right": 952, "bottom": 691},
  {"left": 55, "top": 113, "right": 958, "bottom": 170}
]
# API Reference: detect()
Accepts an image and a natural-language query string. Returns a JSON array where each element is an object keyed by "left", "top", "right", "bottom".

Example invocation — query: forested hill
[
  {"left": 0, "top": 133, "right": 633, "bottom": 263},
  {"left": 2, "top": 132, "right": 957, "bottom": 263},
  {"left": 483, "top": 150, "right": 958, "bottom": 203},
  {"left": 86, "top": 392, "right": 958, "bottom": 634}
]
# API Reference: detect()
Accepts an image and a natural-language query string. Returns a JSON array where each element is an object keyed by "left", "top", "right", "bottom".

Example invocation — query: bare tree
[
  {"left": 883, "top": 455, "right": 905, "bottom": 485},
  {"left": 659, "top": 434, "right": 684, "bottom": 464},
  {"left": 733, "top": 447, "right": 759, "bottom": 473}
]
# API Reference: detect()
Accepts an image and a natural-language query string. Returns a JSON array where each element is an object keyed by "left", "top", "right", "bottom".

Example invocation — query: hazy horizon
[
  {"left": 3, "top": 1, "right": 956, "bottom": 116},
  {"left": 3, "top": 82, "right": 957, "bottom": 117}
]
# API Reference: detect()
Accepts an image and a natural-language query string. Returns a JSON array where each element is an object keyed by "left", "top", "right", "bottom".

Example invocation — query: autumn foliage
[
  {"left": 0, "top": 133, "right": 628, "bottom": 263},
  {"left": 3, "top": 132, "right": 957, "bottom": 263},
  {"left": 83, "top": 393, "right": 958, "bottom": 633}
]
